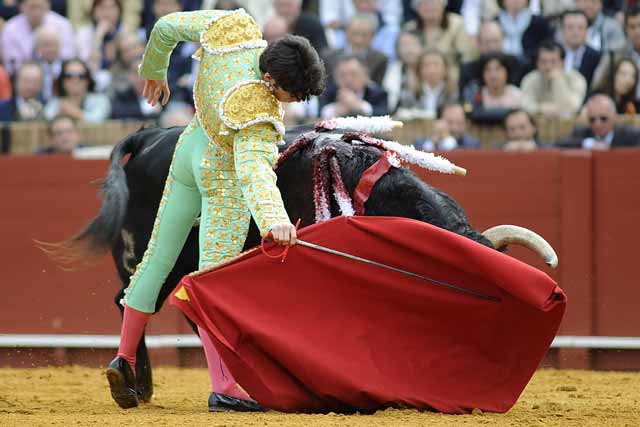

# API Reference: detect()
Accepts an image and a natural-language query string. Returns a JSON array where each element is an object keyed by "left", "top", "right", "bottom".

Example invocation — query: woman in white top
[
  {"left": 75, "top": 0, "right": 123, "bottom": 91},
  {"left": 396, "top": 48, "right": 457, "bottom": 119}
]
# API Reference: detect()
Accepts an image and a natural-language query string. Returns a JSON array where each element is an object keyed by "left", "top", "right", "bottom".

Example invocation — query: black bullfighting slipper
[
  {"left": 208, "top": 392, "right": 266, "bottom": 412},
  {"left": 106, "top": 356, "right": 139, "bottom": 409}
]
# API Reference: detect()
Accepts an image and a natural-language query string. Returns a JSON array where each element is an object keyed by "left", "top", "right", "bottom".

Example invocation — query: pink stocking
[
  {"left": 198, "top": 325, "right": 249, "bottom": 400},
  {"left": 117, "top": 305, "right": 152, "bottom": 375}
]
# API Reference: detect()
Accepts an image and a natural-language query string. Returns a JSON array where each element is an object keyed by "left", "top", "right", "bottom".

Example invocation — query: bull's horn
[{"left": 482, "top": 225, "right": 559, "bottom": 268}]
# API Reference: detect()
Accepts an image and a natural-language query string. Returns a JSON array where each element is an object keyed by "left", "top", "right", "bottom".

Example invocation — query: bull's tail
[{"left": 36, "top": 131, "right": 142, "bottom": 270}]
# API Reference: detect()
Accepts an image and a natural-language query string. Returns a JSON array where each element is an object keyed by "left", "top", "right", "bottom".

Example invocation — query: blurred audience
[
  {"left": 274, "top": 0, "right": 328, "bottom": 52},
  {"left": 109, "top": 31, "right": 145, "bottom": 95},
  {"left": 594, "top": 57, "right": 640, "bottom": 115},
  {"left": 521, "top": 41, "right": 587, "bottom": 118},
  {"left": 559, "top": 9, "right": 602, "bottom": 91},
  {"left": 319, "top": 0, "right": 400, "bottom": 59},
  {"left": 501, "top": 108, "right": 539, "bottom": 152},
  {"left": 320, "top": 55, "right": 388, "bottom": 118},
  {"left": 1, "top": 0, "right": 75, "bottom": 75},
  {"left": 403, "top": 0, "right": 475, "bottom": 91},
  {"left": 0, "top": 61, "right": 44, "bottom": 121},
  {"left": 396, "top": 49, "right": 456, "bottom": 119},
  {"left": 557, "top": 94, "right": 640, "bottom": 149},
  {"left": 614, "top": 7, "right": 640, "bottom": 100},
  {"left": 38, "top": 114, "right": 81, "bottom": 154},
  {"left": 67, "top": 0, "right": 140, "bottom": 32},
  {"left": 415, "top": 102, "right": 480, "bottom": 151},
  {"left": 382, "top": 32, "right": 423, "bottom": 113},
  {"left": 262, "top": 13, "right": 289, "bottom": 44},
  {"left": 33, "top": 25, "right": 62, "bottom": 102},
  {"left": 76, "top": 0, "right": 123, "bottom": 91},
  {"left": 43, "top": 59, "right": 111, "bottom": 123},
  {"left": 459, "top": 21, "right": 528, "bottom": 101},
  {"left": 496, "top": 0, "right": 552, "bottom": 62},
  {"left": 110, "top": 60, "right": 162, "bottom": 120},
  {"left": 0, "top": 0, "right": 638, "bottom": 153},
  {"left": 465, "top": 52, "right": 523, "bottom": 124},
  {"left": 572, "top": 0, "right": 625, "bottom": 52},
  {"left": 323, "top": 13, "right": 388, "bottom": 85}
]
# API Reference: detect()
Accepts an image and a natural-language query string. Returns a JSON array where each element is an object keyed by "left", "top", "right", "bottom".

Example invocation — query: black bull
[{"left": 53, "top": 125, "right": 501, "bottom": 401}]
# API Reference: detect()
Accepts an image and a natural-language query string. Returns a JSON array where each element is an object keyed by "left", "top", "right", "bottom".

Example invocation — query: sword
[{"left": 295, "top": 239, "right": 501, "bottom": 303}]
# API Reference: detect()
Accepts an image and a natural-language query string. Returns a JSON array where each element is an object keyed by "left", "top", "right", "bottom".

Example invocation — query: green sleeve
[
  {"left": 139, "top": 10, "right": 218, "bottom": 81},
  {"left": 233, "top": 123, "right": 290, "bottom": 236}
]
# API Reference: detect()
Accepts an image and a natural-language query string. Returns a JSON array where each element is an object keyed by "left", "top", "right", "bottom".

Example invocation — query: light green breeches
[{"left": 124, "top": 118, "right": 251, "bottom": 313}]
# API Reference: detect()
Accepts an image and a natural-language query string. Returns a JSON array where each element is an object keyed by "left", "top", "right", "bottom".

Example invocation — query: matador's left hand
[{"left": 143, "top": 79, "right": 171, "bottom": 107}]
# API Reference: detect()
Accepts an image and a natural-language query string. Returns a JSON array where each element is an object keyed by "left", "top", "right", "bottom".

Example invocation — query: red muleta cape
[{"left": 170, "top": 216, "right": 566, "bottom": 414}]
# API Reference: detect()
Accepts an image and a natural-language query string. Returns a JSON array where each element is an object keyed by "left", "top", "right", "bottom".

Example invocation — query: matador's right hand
[
  {"left": 143, "top": 79, "right": 171, "bottom": 107},
  {"left": 269, "top": 223, "right": 297, "bottom": 247}
]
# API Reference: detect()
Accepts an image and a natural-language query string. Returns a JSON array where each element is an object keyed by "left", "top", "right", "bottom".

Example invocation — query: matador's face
[{"left": 264, "top": 73, "right": 302, "bottom": 103}]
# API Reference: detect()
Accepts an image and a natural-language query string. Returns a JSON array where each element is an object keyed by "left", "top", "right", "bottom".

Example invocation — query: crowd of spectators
[{"left": 1, "top": 0, "right": 640, "bottom": 154}]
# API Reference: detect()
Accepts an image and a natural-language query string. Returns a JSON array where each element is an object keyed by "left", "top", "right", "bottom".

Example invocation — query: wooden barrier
[
  {"left": 5, "top": 120, "right": 151, "bottom": 155},
  {"left": 3, "top": 115, "right": 640, "bottom": 154},
  {"left": 0, "top": 150, "right": 639, "bottom": 369}
]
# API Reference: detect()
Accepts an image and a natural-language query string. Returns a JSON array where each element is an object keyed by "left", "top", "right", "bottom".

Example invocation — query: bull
[{"left": 41, "top": 124, "right": 557, "bottom": 403}]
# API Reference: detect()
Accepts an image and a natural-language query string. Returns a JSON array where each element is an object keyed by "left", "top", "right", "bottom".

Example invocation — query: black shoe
[
  {"left": 106, "top": 356, "right": 139, "bottom": 409},
  {"left": 208, "top": 392, "right": 266, "bottom": 412},
  {"left": 135, "top": 360, "right": 153, "bottom": 403}
]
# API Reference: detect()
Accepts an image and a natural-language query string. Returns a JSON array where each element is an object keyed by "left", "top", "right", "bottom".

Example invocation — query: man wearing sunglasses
[{"left": 557, "top": 94, "right": 640, "bottom": 149}]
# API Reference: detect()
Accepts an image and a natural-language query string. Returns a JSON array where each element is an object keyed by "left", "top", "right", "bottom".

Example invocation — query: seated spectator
[
  {"left": 594, "top": 58, "right": 640, "bottom": 115},
  {"left": 0, "top": 61, "right": 45, "bottom": 122},
  {"left": 323, "top": 13, "right": 389, "bottom": 86},
  {"left": 383, "top": 31, "right": 423, "bottom": 113},
  {"left": 109, "top": 31, "right": 145, "bottom": 95},
  {"left": 443, "top": 0, "right": 499, "bottom": 37},
  {"left": 608, "top": 7, "right": 640, "bottom": 101},
  {"left": 521, "top": 41, "right": 587, "bottom": 118},
  {"left": 396, "top": 49, "right": 456, "bottom": 119},
  {"left": 43, "top": 59, "right": 111, "bottom": 123},
  {"left": 67, "top": 0, "right": 140, "bottom": 33},
  {"left": 1, "top": 0, "right": 75, "bottom": 75},
  {"left": 403, "top": 0, "right": 476, "bottom": 88},
  {"left": 569, "top": 0, "right": 625, "bottom": 52},
  {"left": 38, "top": 114, "right": 81, "bottom": 154},
  {"left": 496, "top": 0, "right": 551, "bottom": 62},
  {"left": 557, "top": 94, "right": 640, "bottom": 149},
  {"left": 33, "top": 25, "right": 62, "bottom": 102},
  {"left": 262, "top": 13, "right": 289, "bottom": 44},
  {"left": 501, "top": 108, "right": 539, "bottom": 152},
  {"left": 319, "top": 0, "right": 401, "bottom": 59},
  {"left": 274, "top": 0, "right": 328, "bottom": 53},
  {"left": 320, "top": 55, "right": 388, "bottom": 119},
  {"left": 110, "top": 60, "right": 162, "bottom": 121},
  {"left": 558, "top": 10, "right": 602, "bottom": 91},
  {"left": 464, "top": 52, "right": 524, "bottom": 125},
  {"left": 459, "top": 21, "right": 528, "bottom": 99},
  {"left": 415, "top": 103, "right": 480, "bottom": 151},
  {"left": 76, "top": 0, "right": 124, "bottom": 91}
]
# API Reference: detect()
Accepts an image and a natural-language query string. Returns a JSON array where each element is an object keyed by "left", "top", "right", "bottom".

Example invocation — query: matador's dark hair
[{"left": 259, "top": 34, "right": 326, "bottom": 101}]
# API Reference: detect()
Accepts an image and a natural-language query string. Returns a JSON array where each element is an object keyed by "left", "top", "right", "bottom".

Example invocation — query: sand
[{"left": 0, "top": 367, "right": 639, "bottom": 426}]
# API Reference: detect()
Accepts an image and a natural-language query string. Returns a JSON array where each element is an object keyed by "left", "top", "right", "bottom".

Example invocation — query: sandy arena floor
[{"left": 0, "top": 367, "right": 638, "bottom": 426}]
